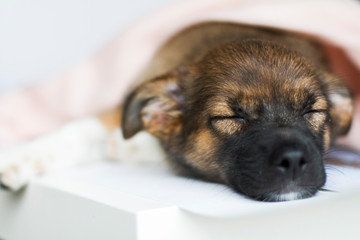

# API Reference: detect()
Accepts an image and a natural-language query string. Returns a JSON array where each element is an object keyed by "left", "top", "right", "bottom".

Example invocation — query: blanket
[{"left": 0, "top": 0, "right": 359, "bottom": 150}]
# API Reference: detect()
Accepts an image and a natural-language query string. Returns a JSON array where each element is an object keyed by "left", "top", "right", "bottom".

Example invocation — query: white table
[{"left": 1, "top": 162, "right": 360, "bottom": 240}]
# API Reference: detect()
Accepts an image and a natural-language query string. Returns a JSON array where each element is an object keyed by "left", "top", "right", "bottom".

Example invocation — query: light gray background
[{"left": 0, "top": 0, "right": 178, "bottom": 94}]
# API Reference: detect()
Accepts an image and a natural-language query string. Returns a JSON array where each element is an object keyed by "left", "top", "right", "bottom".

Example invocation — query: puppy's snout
[{"left": 274, "top": 150, "right": 307, "bottom": 180}]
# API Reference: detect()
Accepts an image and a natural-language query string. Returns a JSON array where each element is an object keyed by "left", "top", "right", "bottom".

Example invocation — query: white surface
[
  {"left": 56, "top": 161, "right": 360, "bottom": 217},
  {"left": 0, "top": 0, "right": 178, "bottom": 94},
  {"left": 0, "top": 175, "right": 177, "bottom": 240},
  {"left": 1, "top": 161, "right": 360, "bottom": 240}
]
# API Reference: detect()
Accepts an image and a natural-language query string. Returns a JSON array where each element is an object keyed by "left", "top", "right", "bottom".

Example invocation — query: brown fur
[{"left": 119, "top": 22, "right": 354, "bottom": 201}]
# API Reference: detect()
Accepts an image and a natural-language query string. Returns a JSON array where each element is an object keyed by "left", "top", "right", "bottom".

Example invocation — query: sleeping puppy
[
  {"left": 0, "top": 22, "right": 354, "bottom": 201},
  {"left": 121, "top": 22, "right": 354, "bottom": 201}
]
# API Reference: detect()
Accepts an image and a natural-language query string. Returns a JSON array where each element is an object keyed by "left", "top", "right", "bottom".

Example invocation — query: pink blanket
[{"left": 1, "top": 0, "right": 359, "bottom": 150}]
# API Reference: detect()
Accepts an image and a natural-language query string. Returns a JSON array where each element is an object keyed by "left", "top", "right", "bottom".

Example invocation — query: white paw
[
  {"left": 0, "top": 147, "right": 53, "bottom": 191},
  {"left": 0, "top": 117, "right": 108, "bottom": 191},
  {"left": 0, "top": 163, "right": 35, "bottom": 191}
]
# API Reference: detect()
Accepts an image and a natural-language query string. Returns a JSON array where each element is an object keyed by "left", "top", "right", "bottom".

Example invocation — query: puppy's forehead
[
  {"left": 197, "top": 43, "right": 326, "bottom": 106},
  {"left": 219, "top": 77, "right": 321, "bottom": 100},
  {"left": 204, "top": 74, "right": 324, "bottom": 114}
]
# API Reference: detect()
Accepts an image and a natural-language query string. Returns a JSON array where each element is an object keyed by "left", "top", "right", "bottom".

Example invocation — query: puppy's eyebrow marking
[
  {"left": 211, "top": 102, "right": 233, "bottom": 116},
  {"left": 211, "top": 118, "right": 243, "bottom": 135},
  {"left": 307, "top": 112, "right": 327, "bottom": 133},
  {"left": 312, "top": 98, "right": 328, "bottom": 110},
  {"left": 207, "top": 96, "right": 234, "bottom": 116}
]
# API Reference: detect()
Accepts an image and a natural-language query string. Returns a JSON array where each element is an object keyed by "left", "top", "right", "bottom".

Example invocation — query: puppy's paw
[
  {"left": 0, "top": 142, "right": 52, "bottom": 191},
  {"left": 0, "top": 152, "right": 49, "bottom": 191},
  {"left": 0, "top": 117, "right": 108, "bottom": 191},
  {"left": 0, "top": 164, "right": 33, "bottom": 191}
]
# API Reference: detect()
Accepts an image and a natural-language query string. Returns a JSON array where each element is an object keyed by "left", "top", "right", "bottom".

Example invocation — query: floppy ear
[
  {"left": 321, "top": 72, "right": 354, "bottom": 137},
  {"left": 122, "top": 72, "right": 185, "bottom": 139}
]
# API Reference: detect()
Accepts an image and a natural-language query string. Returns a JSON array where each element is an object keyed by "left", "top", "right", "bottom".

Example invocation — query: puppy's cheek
[{"left": 185, "top": 130, "right": 223, "bottom": 181}]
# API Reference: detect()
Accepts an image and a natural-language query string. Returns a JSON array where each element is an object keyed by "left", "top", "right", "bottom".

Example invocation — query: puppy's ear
[
  {"left": 321, "top": 73, "right": 354, "bottom": 137},
  {"left": 122, "top": 72, "right": 185, "bottom": 139}
]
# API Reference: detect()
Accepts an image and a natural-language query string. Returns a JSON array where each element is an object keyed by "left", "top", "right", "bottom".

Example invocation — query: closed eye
[
  {"left": 210, "top": 116, "right": 246, "bottom": 122},
  {"left": 302, "top": 109, "right": 327, "bottom": 118},
  {"left": 302, "top": 97, "right": 328, "bottom": 118}
]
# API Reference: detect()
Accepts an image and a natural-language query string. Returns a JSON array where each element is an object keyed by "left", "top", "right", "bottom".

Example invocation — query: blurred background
[{"left": 0, "top": 0, "right": 179, "bottom": 95}]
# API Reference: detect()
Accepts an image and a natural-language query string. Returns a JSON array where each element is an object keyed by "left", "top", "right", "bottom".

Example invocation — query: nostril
[
  {"left": 299, "top": 157, "right": 307, "bottom": 166},
  {"left": 279, "top": 158, "right": 290, "bottom": 169},
  {"left": 299, "top": 157, "right": 308, "bottom": 171},
  {"left": 275, "top": 150, "right": 307, "bottom": 179}
]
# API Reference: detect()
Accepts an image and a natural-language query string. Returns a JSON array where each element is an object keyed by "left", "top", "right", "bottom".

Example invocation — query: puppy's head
[{"left": 122, "top": 40, "right": 354, "bottom": 201}]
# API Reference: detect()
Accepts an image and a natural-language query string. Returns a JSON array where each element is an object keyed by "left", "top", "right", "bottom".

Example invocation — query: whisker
[
  {"left": 325, "top": 165, "right": 345, "bottom": 175},
  {"left": 319, "top": 187, "right": 337, "bottom": 193}
]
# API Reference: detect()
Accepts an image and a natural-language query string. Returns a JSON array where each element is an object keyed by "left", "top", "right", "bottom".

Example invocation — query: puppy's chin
[
  {"left": 255, "top": 187, "right": 318, "bottom": 202},
  {"left": 227, "top": 174, "right": 322, "bottom": 202}
]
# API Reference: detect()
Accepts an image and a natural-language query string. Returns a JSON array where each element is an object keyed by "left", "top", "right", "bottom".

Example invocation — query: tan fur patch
[
  {"left": 98, "top": 108, "right": 122, "bottom": 130},
  {"left": 186, "top": 129, "right": 221, "bottom": 179},
  {"left": 306, "top": 112, "right": 327, "bottom": 133},
  {"left": 312, "top": 98, "right": 328, "bottom": 110},
  {"left": 212, "top": 119, "right": 243, "bottom": 135},
  {"left": 329, "top": 95, "right": 354, "bottom": 131},
  {"left": 323, "top": 125, "right": 331, "bottom": 151},
  {"left": 210, "top": 101, "right": 233, "bottom": 116}
]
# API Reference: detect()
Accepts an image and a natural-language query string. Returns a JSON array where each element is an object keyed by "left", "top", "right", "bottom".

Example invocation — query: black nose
[{"left": 275, "top": 150, "right": 307, "bottom": 180}]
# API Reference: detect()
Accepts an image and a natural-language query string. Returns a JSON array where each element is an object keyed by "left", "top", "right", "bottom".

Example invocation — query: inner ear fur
[
  {"left": 122, "top": 71, "right": 185, "bottom": 139},
  {"left": 321, "top": 72, "right": 354, "bottom": 137}
]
